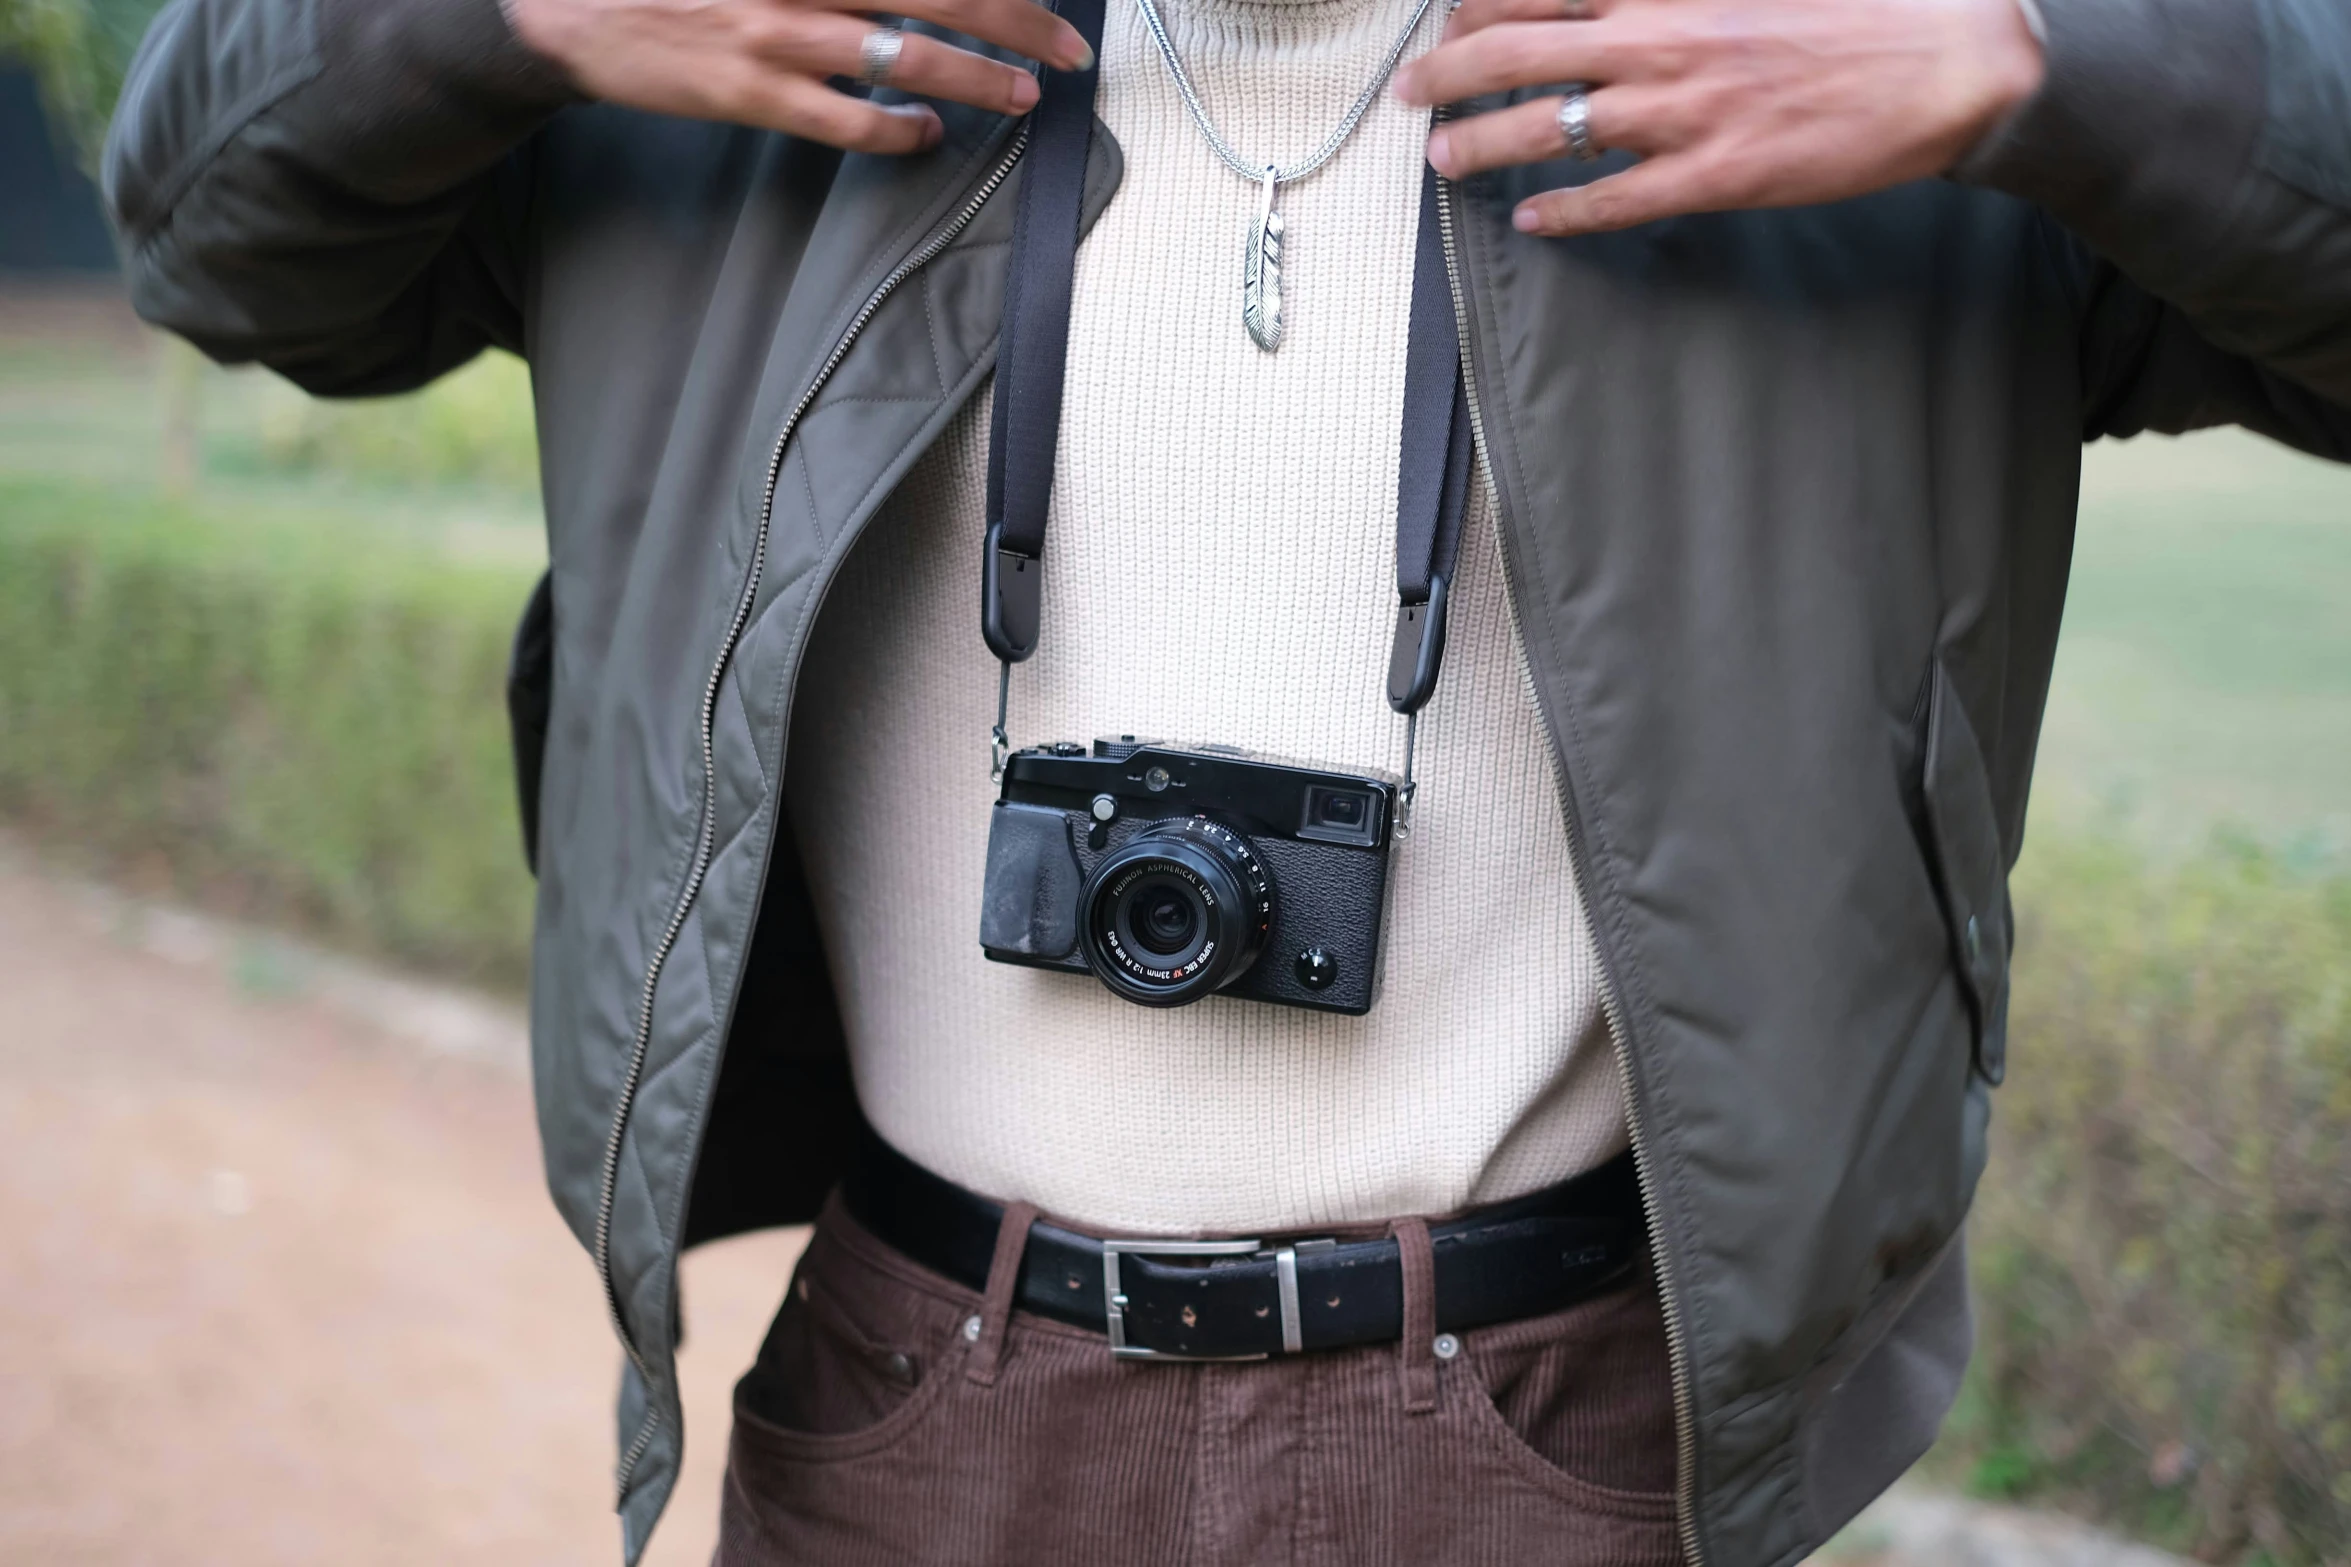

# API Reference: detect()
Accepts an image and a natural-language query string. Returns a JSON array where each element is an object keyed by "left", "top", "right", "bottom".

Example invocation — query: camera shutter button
[{"left": 1295, "top": 948, "right": 1339, "bottom": 991}]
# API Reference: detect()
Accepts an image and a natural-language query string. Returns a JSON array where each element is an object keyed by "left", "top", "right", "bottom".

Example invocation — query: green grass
[{"left": 2040, "top": 431, "right": 2351, "bottom": 858}]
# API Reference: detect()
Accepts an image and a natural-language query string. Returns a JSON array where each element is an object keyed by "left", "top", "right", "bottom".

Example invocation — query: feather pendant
[{"left": 1242, "top": 171, "right": 1284, "bottom": 353}]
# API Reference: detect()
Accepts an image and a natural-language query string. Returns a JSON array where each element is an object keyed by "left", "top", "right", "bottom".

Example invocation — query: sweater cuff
[{"left": 1953, "top": 0, "right": 2265, "bottom": 234}]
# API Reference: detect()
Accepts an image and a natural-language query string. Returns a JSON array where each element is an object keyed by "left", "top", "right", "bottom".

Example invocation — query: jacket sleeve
[
  {"left": 102, "top": 0, "right": 576, "bottom": 395},
  {"left": 1959, "top": 0, "right": 2351, "bottom": 457}
]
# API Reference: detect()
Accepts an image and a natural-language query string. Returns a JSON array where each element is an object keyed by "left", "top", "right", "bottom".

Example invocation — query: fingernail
[
  {"left": 1011, "top": 73, "right": 1040, "bottom": 110},
  {"left": 1426, "top": 128, "right": 1453, "bottom": 175},
  {"left": 1512, "top": 204, "right": 1540, "bottom": 233},
  {"left": 1064, "top": 37, "right": 1096, "bottom": 70},
  {"left": 921, "top": 113, "right": 946, "bottom": 149}
]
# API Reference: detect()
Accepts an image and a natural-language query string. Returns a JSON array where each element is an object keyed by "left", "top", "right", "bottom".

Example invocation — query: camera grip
[{"left": 979, "top": 802, "right": 1084, "bottom": 959}]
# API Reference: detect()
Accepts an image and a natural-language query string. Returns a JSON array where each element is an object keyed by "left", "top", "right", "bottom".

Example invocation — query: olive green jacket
[{"left": 103, "top": 0, "right": 2351, "bottom": 1558}]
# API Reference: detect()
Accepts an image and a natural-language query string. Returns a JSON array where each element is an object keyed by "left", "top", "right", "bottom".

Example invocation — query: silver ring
[
  {"left": 858, "top": 25, "right": 904, "bottom": 87},
  {"left": 1557, "top": 83, "right": 1597, "bottom": 162}
]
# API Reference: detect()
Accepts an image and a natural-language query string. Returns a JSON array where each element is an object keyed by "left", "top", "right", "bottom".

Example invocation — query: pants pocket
[
  {"left": 1452, "top": 1274, "right": 1682, "bottom": 1525},
  {"left": 730, "top": 1212, "right": 971, "bottom": 1463}
]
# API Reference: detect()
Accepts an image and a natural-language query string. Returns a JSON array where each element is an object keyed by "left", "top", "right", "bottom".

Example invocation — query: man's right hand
[{"left": 506, "top": 0, "right": 1093, "bottom": 154}]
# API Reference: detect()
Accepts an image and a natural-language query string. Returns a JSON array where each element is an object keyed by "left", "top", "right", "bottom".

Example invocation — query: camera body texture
[{"left": 979, "top": 738, "right": 1398, "bottom": 1015}]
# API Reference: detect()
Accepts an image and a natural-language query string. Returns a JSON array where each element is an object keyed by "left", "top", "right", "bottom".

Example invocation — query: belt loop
[
  {"left": 1392, "top": 1216, "right": 1438, "bottom": 1414},
  {"left": 966, "top": 1199, "right": 1038, "bottom": 1386}
]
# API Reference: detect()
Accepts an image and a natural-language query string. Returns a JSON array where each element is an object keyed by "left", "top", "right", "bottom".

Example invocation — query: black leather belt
[{"left": 842, "top": 1129, "right": 1646, "bottom": 1361}]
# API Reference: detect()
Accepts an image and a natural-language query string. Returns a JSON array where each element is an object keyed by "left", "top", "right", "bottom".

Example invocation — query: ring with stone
[
  {"left": 1557, "top": 83, "right": 1598, "bottom": 162},
  {"left": 858, "top": 25, "right": 905, "bottom": 87}
]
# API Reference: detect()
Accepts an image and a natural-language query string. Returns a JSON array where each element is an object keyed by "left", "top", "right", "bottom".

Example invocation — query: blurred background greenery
[
  {"left": 0, "top": 305, "right": 545, "bottom": 981},
  {"left": 3, "top": 0, "right": 168, "bottom": 162},
  {"left": 2, "top": 4, "right": 2347, "bottom": 1563}
]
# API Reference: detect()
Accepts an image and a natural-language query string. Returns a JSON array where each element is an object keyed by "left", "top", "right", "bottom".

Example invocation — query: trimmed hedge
[
  {"left": 0, "top": 475, "right": 538, "bottom": 983},
  {"left": 242, "top": 351, "right": 543, "bottom": 491},
  {"left": 1944, "top": 837, "right": 2351, "bottom": 1563}
]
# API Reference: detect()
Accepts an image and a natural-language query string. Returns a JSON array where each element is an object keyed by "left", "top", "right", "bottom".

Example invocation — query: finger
[
  {"left": 880, "top": 30, "right": 1044, "bottom": 112},
  {"left": 747, "top": 71, "right": 947, "bottom": 153},
  {"left": 1512, "top": 154, "right": 1730, "bottom": 235},
  {"left": 863, "top": 0, "right": 1096, "bottom": 72},
  {"left": 1427, "top": 87, "right": 1674, "bottom": 178},
  {"left": 1395, "top": 20, "right": 1626, "bottom": 106},
  {"left": 774, "top": 16, "right": 1041, "bottom": 114},
  {"left": 1445, "top": 0, "right": 1614, "bottom": 41}
]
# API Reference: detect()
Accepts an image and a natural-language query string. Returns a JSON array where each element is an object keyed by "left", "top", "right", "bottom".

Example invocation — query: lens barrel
[{"left": 1079, "top": 818, "right": 1274, "bottom": 1007}]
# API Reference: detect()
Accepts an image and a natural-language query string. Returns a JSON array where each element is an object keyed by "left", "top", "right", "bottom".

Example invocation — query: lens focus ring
[{"left": 1079, "top": 818, "right": 1274, "bottom": 1007}]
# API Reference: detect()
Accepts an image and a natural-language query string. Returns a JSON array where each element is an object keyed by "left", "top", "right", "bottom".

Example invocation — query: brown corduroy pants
[{"left": 716, "top": 1194, "right": 1685, "bottom": 1566}]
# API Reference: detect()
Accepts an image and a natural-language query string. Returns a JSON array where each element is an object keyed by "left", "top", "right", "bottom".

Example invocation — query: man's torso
[{"left": 783, "top": 0, "right": 1625, "bottom": 1233}]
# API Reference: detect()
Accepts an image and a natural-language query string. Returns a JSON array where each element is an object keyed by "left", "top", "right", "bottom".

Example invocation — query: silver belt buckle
[{"left": 1100, "top": 1236, "right": 1336, "bottom": 1361}]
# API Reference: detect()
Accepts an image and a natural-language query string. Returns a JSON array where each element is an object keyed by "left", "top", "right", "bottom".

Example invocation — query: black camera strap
[
  {"left": 981, "top": 11, "right": 1473, "bottom": 799},
  {"left": 980, "top": 0, "right": 1106, "bottom": 677}
]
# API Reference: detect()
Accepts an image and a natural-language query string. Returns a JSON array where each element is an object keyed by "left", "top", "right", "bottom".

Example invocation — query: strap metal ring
[
  {"left": 1557, "top": 83, "right": 1598, "bottom": 162},
  {"left": 859, "top": 25, "right": 905, "bottom": 87}
]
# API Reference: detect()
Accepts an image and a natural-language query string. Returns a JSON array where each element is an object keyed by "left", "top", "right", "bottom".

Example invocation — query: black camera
[{"left": 979, "top": 737, "right": 1398, "bottom": 1015}]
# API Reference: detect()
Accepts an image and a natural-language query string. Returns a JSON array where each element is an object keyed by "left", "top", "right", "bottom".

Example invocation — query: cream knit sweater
[{"left": 783, "top": 0, "right": 1626, "bottom": 1232}]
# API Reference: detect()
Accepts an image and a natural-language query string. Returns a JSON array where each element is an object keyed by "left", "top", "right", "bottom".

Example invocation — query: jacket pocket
[
  {"left": 505, "top": 571, "right": 554, "bottom": 876},
  {"left": 1916, "top": 660, "right": 2012, "bottom": 1084}
]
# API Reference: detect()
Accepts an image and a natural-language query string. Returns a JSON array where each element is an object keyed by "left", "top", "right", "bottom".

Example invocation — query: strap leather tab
[
  {"left": 981, "top": 532, "right": 1044, "bottom": 661},
  {"left": 1386, "top": 576, "right": 1450, "bottom": 713}
]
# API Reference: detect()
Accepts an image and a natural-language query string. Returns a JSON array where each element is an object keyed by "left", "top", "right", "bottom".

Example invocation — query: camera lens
[
  {"left": 1079, "top": 818, "right": 1275, "bottom": 1008},
  {"left": 1134, "top": 887, "right": 1199, "bottom": 954}
]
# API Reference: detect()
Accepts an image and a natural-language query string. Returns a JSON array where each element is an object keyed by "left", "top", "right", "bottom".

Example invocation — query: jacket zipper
[
  {"left": 596, "top": 122, "right": 1032, "bottom": 1502},
  {"left": 1431, "top": 148, "right": 1704, "bottom": 1566}
]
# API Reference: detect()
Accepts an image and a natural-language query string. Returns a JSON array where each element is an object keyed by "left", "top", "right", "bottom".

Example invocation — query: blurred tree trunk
[{"left": 156, "top": 333, "right": 201, "bottom": 492}]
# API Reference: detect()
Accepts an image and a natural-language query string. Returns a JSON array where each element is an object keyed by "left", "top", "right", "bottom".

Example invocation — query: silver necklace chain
[
  {"left": 1131, "top": 0, "right": 1437, "bottom": 184},
  {"left": 1131, "top": 0, "right": 1438, "bottom": 349}
]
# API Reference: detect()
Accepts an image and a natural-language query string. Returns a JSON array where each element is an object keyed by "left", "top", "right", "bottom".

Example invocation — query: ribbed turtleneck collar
[{"left": 1138, "top": 0, "right": 1425, "bottom": 58}]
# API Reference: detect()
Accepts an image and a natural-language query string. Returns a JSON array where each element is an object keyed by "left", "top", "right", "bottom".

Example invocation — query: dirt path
[{"left": 0, "top": 850, "right": 799, "bottom": 1566}]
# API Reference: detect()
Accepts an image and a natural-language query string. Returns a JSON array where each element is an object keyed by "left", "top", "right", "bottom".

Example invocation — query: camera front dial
[{"left": 1079, "top": 817, "right": 1274, "bottom": 1007}]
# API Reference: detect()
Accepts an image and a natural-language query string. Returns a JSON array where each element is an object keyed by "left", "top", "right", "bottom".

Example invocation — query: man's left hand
[{"left": 1392, "top": 0, "right": 2045, "bottom": 236}]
